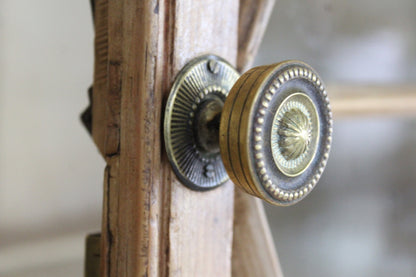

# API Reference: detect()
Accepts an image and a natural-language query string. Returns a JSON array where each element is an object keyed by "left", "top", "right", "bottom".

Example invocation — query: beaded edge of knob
[
  {"left": 251, "top": 62, "right": 332, "bottom": 205},
  {"left": 220, "top": 61, "right": 333, "bottom": 206}
]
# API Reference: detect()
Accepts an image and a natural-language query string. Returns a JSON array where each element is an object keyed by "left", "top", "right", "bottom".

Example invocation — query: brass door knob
[{"left": 164, "top": 55, "right": 332, "bottom": 206}]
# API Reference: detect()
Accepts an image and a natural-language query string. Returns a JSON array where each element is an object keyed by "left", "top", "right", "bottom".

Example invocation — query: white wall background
[
  {"left": 1, "top": 0, "right": 416, "bottom": 276},
  {"left": 0, "top": 1, "right": 104, "bottom": 276}
]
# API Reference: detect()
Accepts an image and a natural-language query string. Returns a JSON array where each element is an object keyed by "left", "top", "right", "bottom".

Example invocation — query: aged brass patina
[
  {"left": 164, "top": 55, "right": 240, "bottom": 190},
  {"left": 271, "top": 93, "right": 320, "bottom": 177},
  {"left": 164, "top": 56, "right": 332, "bottom": 205}
]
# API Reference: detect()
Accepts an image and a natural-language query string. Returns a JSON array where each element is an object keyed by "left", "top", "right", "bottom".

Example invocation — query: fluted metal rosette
[
  {"left": 164, "top": 55, "right": 240, "bottom": 190},
  {"left": 279, "top": 109, "right": 311, "bottom": 159}
]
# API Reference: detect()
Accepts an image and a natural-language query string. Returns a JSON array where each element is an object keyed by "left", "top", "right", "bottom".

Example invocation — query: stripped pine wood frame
[
  {"left": 329, "top": 85, "right": 416, "bottom": 117},
  {"left": 88, "top": 0, "right": 282, "bottom": 276}
]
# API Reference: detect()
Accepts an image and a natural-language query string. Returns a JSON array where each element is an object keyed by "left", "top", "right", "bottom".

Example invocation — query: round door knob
[{"left": 164, "top": 55, "right": 332, "bottom": 206}]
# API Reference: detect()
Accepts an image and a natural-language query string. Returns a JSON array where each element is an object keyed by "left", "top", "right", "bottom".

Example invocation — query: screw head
[
  {"left": 208, "top": 59, "right": 220, "bottom": 74},
  {"left": 204, "top": 163, "right": 215, "bottom": 178}
]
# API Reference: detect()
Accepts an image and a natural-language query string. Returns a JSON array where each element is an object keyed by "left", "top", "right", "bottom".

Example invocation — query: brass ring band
[{"left": 220, "top": 61, "right": 332, "bottom": 205}]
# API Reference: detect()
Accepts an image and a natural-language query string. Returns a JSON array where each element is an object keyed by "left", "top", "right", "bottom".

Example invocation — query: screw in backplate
[
  {"left": 208, "top": 60, "right": 220, "bottom": 74},
  {"left": 204, "top": 163, "right": 215, "bottom": 178}
]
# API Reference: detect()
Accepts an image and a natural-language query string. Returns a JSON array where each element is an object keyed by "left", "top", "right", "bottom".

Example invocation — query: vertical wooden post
[
  {"left": 88, "top": 0, "right": 285, "bottom": 276},
  {"left": 91, "top": 1, "right": 238, "bottom": 276},
  {"left": 237, "top": 0, "right": 276, "bottom": 72},
  {"left": 232, "top": 190, "right": 283, "bottom": 277}
]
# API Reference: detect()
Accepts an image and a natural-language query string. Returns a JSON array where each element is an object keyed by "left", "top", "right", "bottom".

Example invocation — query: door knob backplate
[{"left": 164, "top": 55, "right": 240, "bottom": 190}]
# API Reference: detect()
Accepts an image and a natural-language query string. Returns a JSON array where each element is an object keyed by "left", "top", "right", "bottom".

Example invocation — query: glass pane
[
  {"left": 256, "top": 0, "right": 416, "bottom": 83},
  {"left": 258, "top": 1, "right": 416, "bottom": 276}
]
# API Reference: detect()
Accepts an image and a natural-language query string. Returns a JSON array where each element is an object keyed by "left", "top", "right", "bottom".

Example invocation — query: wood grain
[
  {"left": 237, "top": 0, "right": 275, "bottom": 72},
  {"left": 91, "top": 1, "right": 239, "bottom": 276},
  {"left": 328, "top": 85, "right": 416, "bottom": 117},
  {"left": 91, "top": 0, "right": 110, "bottom": 157},
  {"left": 232, "top": 189, "right": 283, "bottom": 277},
  {"left": 164, "top": 2, "right": 238, "bottom": 275},
  {"left": 85, "top": 234, "right": 101, "bottom": 277}
]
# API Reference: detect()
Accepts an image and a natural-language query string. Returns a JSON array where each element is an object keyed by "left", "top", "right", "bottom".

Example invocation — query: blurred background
[{"left": 1, "top": 0, "right": 415, "bottom": 276}]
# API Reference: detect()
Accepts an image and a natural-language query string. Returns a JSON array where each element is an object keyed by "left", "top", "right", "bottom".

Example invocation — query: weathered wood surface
[
  {"left": 232, "top": 190, "right": 283, "bottom": 277},
  {"left": 91, "top": 0, "right": 238, "bottom": 276},
  {"left": 237, "top": 0, "right": 275, "bottom": 72},
  {"left": 85, "top": 234, "right": 101, "bottom": 277},
  {"left": 91, "top": 0, "right": 115, "bottom": 157}
]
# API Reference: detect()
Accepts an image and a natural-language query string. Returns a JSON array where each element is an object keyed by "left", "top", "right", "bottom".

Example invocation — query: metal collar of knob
[{"left": 164, "top": 55, "right": 332, "bottom": 206}]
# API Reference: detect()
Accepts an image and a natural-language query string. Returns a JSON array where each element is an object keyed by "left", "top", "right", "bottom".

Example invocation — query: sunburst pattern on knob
[
  {"left": 271, "top": 93, "right": 319, "bottom": 177},
  {"left": 279, "top": 108, "right": 311, "bottom": 159}
]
